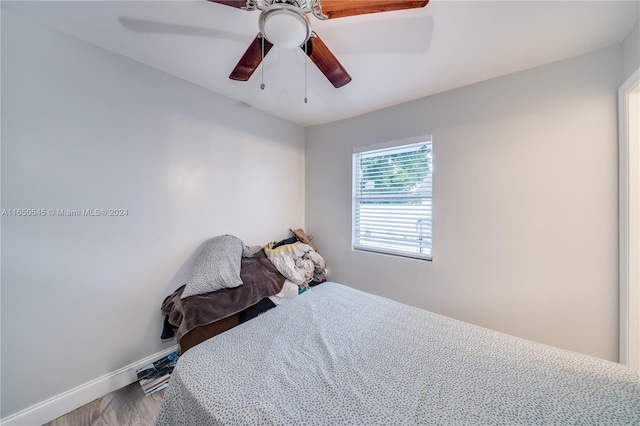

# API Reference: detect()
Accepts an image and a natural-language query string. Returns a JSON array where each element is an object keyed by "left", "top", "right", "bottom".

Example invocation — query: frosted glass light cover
[{"left": 262, "top": 11, "right": 309, "bottom": 49}]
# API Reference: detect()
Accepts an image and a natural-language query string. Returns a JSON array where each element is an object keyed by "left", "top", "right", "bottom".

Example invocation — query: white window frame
[{"left": 352, "top": 135, "right": 433, "bottom": 261}]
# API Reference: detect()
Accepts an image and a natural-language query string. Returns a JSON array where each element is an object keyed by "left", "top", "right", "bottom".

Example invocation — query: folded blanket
[{"left": 162, "top": 250, "right": 285, "bottom": 342}]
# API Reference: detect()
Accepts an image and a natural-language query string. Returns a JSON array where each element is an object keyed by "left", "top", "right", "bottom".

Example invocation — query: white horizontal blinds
[{"left": 353, "top": 140, "right": 432, "bottom": 260}]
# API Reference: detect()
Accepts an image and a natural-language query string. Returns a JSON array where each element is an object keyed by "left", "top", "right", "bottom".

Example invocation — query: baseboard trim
[{"left": 1, "top": 345, "right": 179, "bottom": 426}]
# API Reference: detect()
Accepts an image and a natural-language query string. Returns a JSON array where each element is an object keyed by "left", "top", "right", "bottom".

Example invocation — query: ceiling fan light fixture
[{"left": 259, "top": 4, "right": 311, "bottom": 49}]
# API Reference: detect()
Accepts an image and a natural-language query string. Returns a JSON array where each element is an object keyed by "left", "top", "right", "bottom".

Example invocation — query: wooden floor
[{"left": 43, "top": 383, "right": 165, "bottom": 426}]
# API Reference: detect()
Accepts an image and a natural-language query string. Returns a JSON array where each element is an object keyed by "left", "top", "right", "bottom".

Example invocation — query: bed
[{"left": 156, "top": 282, "right": 640, "bottom": 425}]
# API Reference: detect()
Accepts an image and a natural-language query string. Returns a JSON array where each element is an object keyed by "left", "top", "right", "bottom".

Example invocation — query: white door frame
[{"left": 619, "top": 68, "right": 639, "bottom": 370}]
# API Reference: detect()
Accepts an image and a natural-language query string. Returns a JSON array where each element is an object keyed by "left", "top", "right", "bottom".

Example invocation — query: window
[{"left": 352, "top": 136, "right": 433, "bottom": 260}]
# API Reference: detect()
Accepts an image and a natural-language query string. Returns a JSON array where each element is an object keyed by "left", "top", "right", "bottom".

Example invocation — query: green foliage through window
[
  {"left": 360, "top": 144, "right": 431, "bottom": 193},
  {"left": 359, "top": 144, "right": 431, "bottom": 195}
]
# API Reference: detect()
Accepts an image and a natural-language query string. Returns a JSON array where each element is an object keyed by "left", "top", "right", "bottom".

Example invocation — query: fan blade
[
  {"left": 302, "top": 34, "right": 352, "bottom": 88},
  {"left": 229, "top": 34, "right": 273, "bottom": 81},
  {"left": 320, "top": 0, "right": 429, "bottom": 19},
  {"left": 205, "top": 0, "right": 247, "bottom": 9}
]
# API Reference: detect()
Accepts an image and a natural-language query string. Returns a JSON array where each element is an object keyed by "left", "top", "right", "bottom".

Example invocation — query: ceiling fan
[{"left": 207, "top": 0, "right": 429, "bottom": 88}]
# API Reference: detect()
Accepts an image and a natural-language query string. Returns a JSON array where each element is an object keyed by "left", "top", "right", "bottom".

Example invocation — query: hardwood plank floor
[{"left": 43, "top": 383, "right": 165, "bottom": 426}]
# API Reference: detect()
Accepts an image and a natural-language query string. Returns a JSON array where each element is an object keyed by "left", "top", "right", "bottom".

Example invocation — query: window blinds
[{"left": 353, "top": 139, "right": 432, "bottom": 260}]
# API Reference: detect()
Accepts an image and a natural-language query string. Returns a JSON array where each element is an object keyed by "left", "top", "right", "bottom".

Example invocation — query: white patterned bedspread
[{"left": 156, "top": 282, "right": 640, "bottom": 425}]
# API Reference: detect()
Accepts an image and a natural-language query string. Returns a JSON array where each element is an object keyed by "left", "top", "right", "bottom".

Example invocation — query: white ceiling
[{"left": 3, "top": 1, "right": 638, "bottom": 126}]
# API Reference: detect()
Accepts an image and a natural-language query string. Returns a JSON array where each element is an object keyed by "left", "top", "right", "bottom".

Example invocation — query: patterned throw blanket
[{"left": 157, "top": 283, "right": 640, "bottom": 425}]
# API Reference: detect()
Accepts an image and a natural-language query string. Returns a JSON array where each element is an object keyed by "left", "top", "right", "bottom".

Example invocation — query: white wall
[
  {"left": 622, "top": 19, "right": 639, "bottom": 82},
  {"left": 1, "top": 10, "right": 304, "bottom": 418},
  {"left": 306, "top": 47, "right": 621, "bottom": 362}
]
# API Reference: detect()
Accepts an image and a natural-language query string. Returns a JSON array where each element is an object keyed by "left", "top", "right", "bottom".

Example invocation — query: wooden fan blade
[
  {"left": 302, "top": 34, "right": 351, "bottom": 88},
  {"left": 320, "top": 0, "right": 429, "bottom": 19},
  {"left": 205, "top": 0, "right": 247, "bottom": 9},
  {"left": 229, "top": 34, "right": 273, "bottom": 81}
]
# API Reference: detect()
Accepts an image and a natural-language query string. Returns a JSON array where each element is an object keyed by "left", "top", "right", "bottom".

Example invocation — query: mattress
[{"left": 156, "top": 282, "right": 640, "bottom": 425}]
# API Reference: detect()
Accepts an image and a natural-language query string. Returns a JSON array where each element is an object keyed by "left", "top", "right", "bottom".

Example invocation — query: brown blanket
[{"left": 162, "top": 250, "right": 285, "bottom": 342}]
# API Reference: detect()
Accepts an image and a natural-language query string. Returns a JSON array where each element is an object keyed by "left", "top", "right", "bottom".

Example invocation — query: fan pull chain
[
  {"left": 260, "top": 35, "right": 265, "bottom": 90},
  {"left": 304, "top": 40, "right": 308, "bottom": 104}
]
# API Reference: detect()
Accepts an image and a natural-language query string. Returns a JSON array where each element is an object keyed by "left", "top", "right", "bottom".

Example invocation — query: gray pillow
[{"left": 181, "top": 235, "right": 244, "bottom": 298}]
